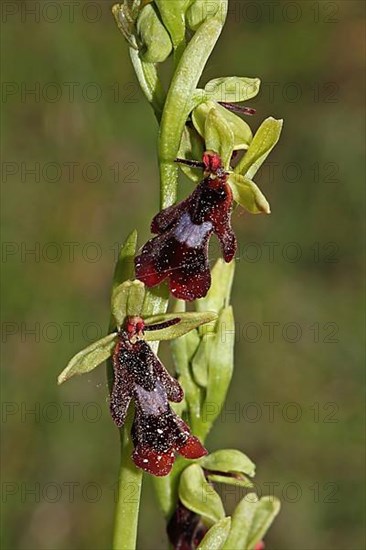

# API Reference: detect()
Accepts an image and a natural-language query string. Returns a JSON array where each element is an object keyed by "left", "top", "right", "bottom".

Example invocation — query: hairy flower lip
[
  {"left": 110, "top": 329, "right": 206, "bottom": 476},
  {"left": 135, "top": 152, "right": 236, "bottom": 301}
]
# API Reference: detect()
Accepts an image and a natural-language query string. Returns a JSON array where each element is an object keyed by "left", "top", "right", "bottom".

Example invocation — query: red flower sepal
[
  {"left": 135, "top": 152, "right": 236, "bottom": 301},
  {"left": 110, "top": 317, "right": 207, "bottom": 476}
]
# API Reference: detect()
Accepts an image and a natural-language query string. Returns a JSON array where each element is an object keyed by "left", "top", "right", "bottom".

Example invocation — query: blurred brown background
[{"left": 1, "top": 1, "right": 365, "bottom": 549}]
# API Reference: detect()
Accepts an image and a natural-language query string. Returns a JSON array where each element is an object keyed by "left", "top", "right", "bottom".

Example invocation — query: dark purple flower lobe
[{"left": 135, "top": 153, "right": 236, "bottom": 300}]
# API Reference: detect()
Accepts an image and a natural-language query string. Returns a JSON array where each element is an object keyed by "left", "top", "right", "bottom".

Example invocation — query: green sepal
[
  {"left": 57, "top": 332, "right": 118, "bottom": 385},
  {"left": 143, "top": 311, "right": 218, "bottom": 341},
  {"left": 205, "top": 107, "right": 234, "bottom": 170},
  {"left": 192, "top": 101, "right": 252, "bottom": 151},
  {"left": 228, "top": 173, "right": 270, "bottom": 214},
  {"left": 222, "top": 495, "right": 281, "bottom": 550},
  {"left": 235, "top": 117, "right": 283, "bottom": 178},
  {"left": 206, "top": 473, "right": 253, "bottom": 489},
  {"left": 111, "top": 279, "right": 145, "bottom": 327},
  {"left": 178, "top": 126, "right": 205, "bottom": 182},
  {"left": 186, "top": 0, "right": 221, "bottom": 30},
  {"left": 197, "top": 517, "right": 231, "bottom": 550},
  {"left": 179, "top": 464, "right": 225, "bottom": 525},
  {"left": 201, "top": 449, "right": 256, "bottom": 478},
  {"left": 204, "top": 77, "right": 260, "bottom": 103},
  {"left": 137, "top": 3, "right": 172, "bottom": 63},
  {"left": 112, "top": 229, "right": 137, "bottom": 292},
  {"left": 196, "top": 258, "right": 235, "bottom": 314},
  {"left": 154, "top": 0, "right": 189, "bottom": 49}
]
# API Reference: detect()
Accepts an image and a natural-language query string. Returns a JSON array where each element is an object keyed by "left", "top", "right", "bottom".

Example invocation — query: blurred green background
[{"left": 1, "top": 1, "right": 365, "bottom": 549}]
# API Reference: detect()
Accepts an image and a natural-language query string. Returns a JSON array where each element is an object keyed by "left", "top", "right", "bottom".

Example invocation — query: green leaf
[
  {"left": 179, "top": 464, "right": 225, "bottom": 524},
  {"left": 205, "top": 77, "right": 261, "bottom": 103},
  {"left": 222, "top": 495, "right": 281, "bottom": 550},
  {"left": 155, "top": 0, "right": 189, "bottom": 48},
  {"left": 137, "top": 3, "right": 172, "bottom": 63},
  {"left": 178, "top": 126, "right": 205, "bottom": 182},
  {"left": 206, "top": 474, "right": 253, "bottom": 489},
  {"left": 198, "top": 517, "right": 232, "bottom": 550},
  {"left": 143, "top": 311, "right": 217, "bottom": 341},
  {"left": 201, "top": 449, "right": 256, "bottom": 478},
  {"left": 58, "top": 332, "right": 118, "bottom": 385},
  {"left": 228, "top": 173, "right": 270, "bottom": 214},
  {"left": 205, "top": 107, "right": 234, "bottom": 169},
  {"left": 112, "top": 230, "right": 137, "bottom": 292},
  {"left": 111, "top": 280, "right": 145, "bottom": 327},
  {"left": 196, "top": 258, "right": 235, "bottom": 314},
  {"left": 202, "top": 306, "right": 235, "bottom": 438},
  {"left": 235, "top": 117, "right": 283, "bottom": 178},
  {"left": 193, "top": 101, "right": 252, "bottom": 151},
  {"left": 186, "top": 0, "right": 221, "bottom": 30}
]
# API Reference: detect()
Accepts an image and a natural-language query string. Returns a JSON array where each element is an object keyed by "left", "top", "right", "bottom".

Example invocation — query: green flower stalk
[{"left": 59, "top": 1, "right": 284, "bottom": 548}]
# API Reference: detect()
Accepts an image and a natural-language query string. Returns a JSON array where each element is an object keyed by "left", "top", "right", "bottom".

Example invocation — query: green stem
[
  {"left": 112, "top": 411, "right": 143, "bottom": 550},
  {"left": 158, "top": 6, "right": 228, "bottom": 209}
]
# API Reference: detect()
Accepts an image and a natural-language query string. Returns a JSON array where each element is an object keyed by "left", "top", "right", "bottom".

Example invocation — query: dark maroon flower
[
  {"left": 135, "top": 152, "right": 237, "bottom": 301},
  {"left": 167, "top": 500, "right": 208, "bottom": 550},
  {"left": 110, "top": 317, "right": 207, "bottom": 476}
]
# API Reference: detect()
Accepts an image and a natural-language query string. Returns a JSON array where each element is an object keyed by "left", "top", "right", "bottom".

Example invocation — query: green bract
[
  {"left": 179, "top": 464, "right": 225, "bottom": 524},
  {"left": 170, "top": 259, "right": 235, "bottom": 441},
  {"left": 201, "top": 305, "right": 235, "bottom": 439},
  {"left": 197, "top": 517, "right": 232, "bottom": 550},
  {"left": 204, "top": 76, "right": 261, "bottom": 103},
  {"left": 193, "top": 101, "right": 253, "bottom": 152},
  {"left": 228, "top": 173, "right": 271, "bottom": 215},
  {"left": 196, "top": 258, "right": 234, "bottom": 314},
  {"left": 222, "top": 495, "right": 281, "bottom": 550},
  {"left": 137, "top": 3, "right": 173, "bottom": 63}
]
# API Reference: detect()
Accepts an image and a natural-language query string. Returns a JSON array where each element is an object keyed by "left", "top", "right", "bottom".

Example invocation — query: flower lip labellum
[
  {"left": 110, "top": 317, "right": 207, "bottom": 476},
  {"left": 135, "top": 152, "right": 237, "bottom": 301}
]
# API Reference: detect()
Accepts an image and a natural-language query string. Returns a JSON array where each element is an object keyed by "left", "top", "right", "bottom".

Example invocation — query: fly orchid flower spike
[
  {"left": 111, "top": 315, "right": 207, "bottom": 476},
  {"left": 135, "top": 151, "right": 236, "bottom": 301}
]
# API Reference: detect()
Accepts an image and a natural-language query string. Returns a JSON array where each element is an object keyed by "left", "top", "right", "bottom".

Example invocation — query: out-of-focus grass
[{"left": 1, "top": 1, "right": 365, "bottom": 549}]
